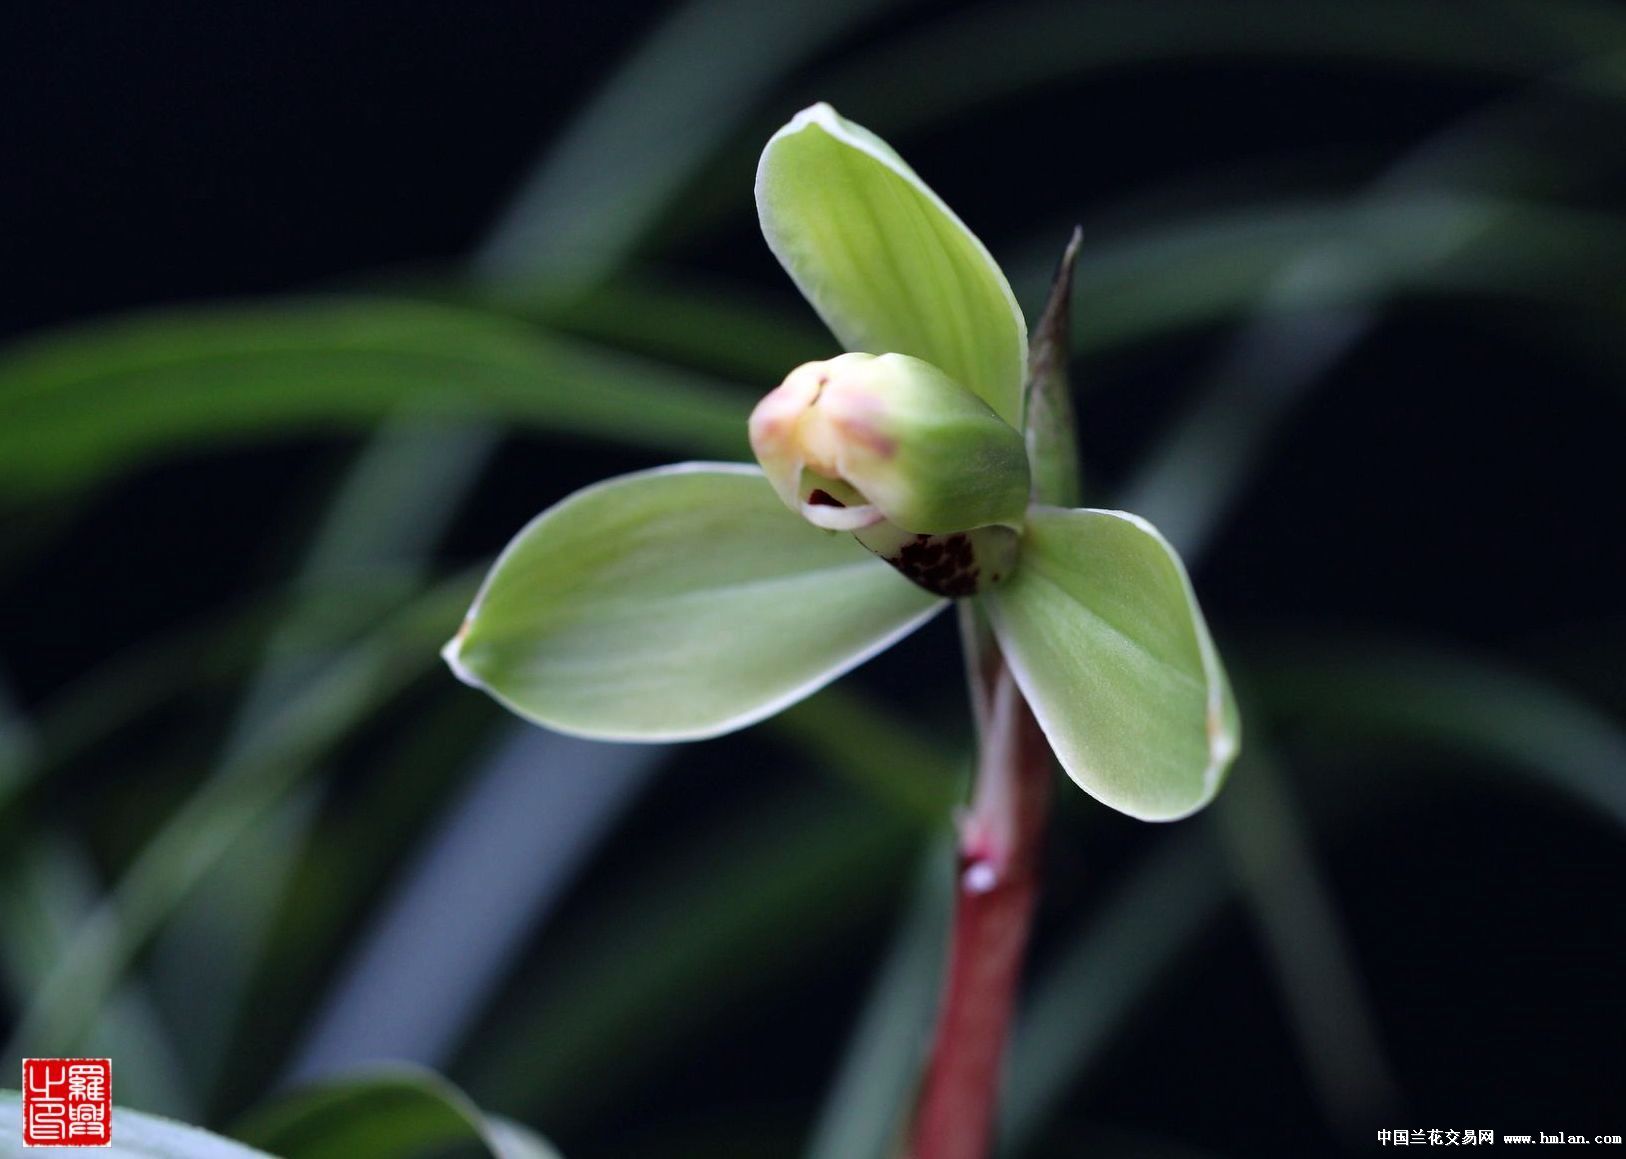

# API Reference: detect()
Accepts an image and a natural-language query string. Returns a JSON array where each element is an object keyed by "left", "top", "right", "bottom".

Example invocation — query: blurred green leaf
[
  {"left": 0, "top": 299, "right": 750, "bottom": 499},
  {"left": 463, "top": 781, "right": 922, "bottom": 1130},
  {"left": 772, "top": 684, "right": 960, "bottom": 823},
  {"left": 218, "top": 693, "right": 508, "bottom": 1112},
  {"left": 1038, "top": 195, "right": 1626, "bottom": 360},
  {"left": 1002, "top": 641, "right": 1626, "bottom": 1150},
  {"left": 2, "top": 578, "right": 475, "bottom": 1063},
  {"left": 505, "top": 273, "right": 831, "bottom": 383},
  {"left": 823, "top": 0, "right": 1626, "bottom": 138},
  {"left": 153, "top": 417, "right": 498, "bottom": 1101},
  {"left": 0, "top": 1089, "right": 269, "bottom": 1158},
  {"left": 1251, "top": 636, "right": 1626, "bottom": 828},
  {"left": 234, "top": 1066, "right": 559, "bottom": 1159},
  {"left": 0, "top": 842, "right": 195, "bottom": 1117},
  {"left": 1001, "top": 832, "right": 1229, "bottom": 1154},
  {"left": 805, "top": 843, "right": 952, "bottom": 1159},
  {"left": 474, "top": 0, "right": 909, "bottom": 289},
  {"left": 0, "top": 583, "right": 407, "bottom": 824},
  {"left": 0, "top": 679, "right": 35, "bottom": 815},
  {"left": 661, "top": 0, "right": 1626, "bottom": 248},
  {"left": 1212, "top": 745, "right": 1397, "bottom": 1133}
]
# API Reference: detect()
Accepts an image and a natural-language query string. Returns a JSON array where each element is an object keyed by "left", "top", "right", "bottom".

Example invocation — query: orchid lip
[{"left": 799, "top": 498, "right": 883, "bottom": 531}]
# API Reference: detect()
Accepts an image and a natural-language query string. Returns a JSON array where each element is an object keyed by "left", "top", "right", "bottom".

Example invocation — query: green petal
[
  {"left": 756, "top": 103, "right": 1027, "bottom": 427},
  {"left": 445, "top": 463, "right": 944, "bottom": 740},
  {"left": 985, "top": 507, "right": 1240, "bottom": 821}
]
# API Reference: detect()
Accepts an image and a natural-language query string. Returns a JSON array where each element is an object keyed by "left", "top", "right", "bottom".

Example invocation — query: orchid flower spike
[{"left": 444, "top": 103, "right": 1239, "bottom": 821}]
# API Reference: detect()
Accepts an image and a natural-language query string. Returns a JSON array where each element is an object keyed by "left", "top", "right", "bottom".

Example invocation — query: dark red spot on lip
[
  {"left": 881, "top": 531, "right": 991, "bottom": 598},
  {"left": 807, "top": 489, "right": 846, "bottom": 508}
]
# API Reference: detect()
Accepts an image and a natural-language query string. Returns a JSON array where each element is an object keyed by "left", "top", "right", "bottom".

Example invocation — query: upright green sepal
[
  {"left": 443, "top": 463, "right": 944, "bottom": 741},
  {"left": 984, "top": 506, "right": 1240, "bottom": 821},
  {"left": 756, "top": 103, "right": 1028, "bottom": 427}
]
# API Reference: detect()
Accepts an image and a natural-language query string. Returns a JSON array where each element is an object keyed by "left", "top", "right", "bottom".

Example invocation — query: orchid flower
[{"left": 444, "top": 103, "right": 1238, "bottom": 821}]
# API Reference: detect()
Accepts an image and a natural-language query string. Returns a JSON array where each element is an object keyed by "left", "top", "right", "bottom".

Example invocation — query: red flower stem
[{"left": 904, "top": 654, "right": 1053, "bottom": 1159}]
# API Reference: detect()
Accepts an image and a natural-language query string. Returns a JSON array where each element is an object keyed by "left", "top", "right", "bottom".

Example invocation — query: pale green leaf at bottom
[
  {"left": 232, "top": 1066, "right": 560, "bottom": 1159},
  {"left": 985, "top": 507, "right": 1240, "bottom": 821},
  {"left": 446, "top": 463, "right": 945, "bottom": 740},
  {"left": 0, "top": 1090, "right": 271, "bottom": 1158}
]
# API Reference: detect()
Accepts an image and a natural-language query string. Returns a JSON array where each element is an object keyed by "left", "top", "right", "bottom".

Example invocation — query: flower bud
[
  {"left": 749, "top": 352, "right": 1029, "bottom": 597},
  {"left": 749, "top": 352, "right": 1029, "bottom": 535}
]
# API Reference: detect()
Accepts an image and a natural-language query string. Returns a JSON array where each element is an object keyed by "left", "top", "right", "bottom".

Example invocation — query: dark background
[{"left": 3, "top": 2, "right": 1624, "bottom": 1156}]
